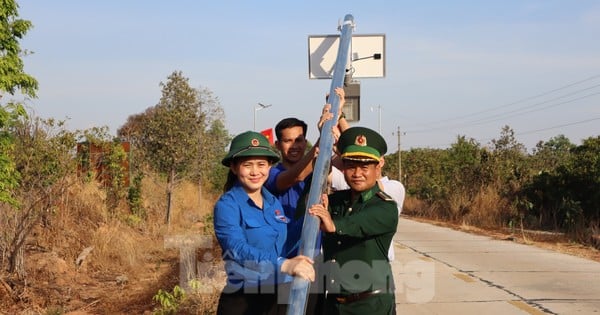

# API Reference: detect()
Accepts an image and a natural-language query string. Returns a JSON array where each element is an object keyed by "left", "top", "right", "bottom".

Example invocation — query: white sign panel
[{"left": 308, "top": 34, "right": 385, "bottom": 79}]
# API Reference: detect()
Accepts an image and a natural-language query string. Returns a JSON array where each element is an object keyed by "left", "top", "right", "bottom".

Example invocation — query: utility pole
[{"left": 397, "top": 126, "right": 402, "bottom": 181}]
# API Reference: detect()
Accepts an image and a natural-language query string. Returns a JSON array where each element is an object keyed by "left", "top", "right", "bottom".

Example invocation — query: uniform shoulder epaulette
[{"left": 376, "top": 191, "right": 394, "bottom": 201}]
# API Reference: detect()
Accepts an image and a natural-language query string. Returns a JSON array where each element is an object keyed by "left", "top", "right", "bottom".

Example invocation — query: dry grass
[
  {"left": 169, "top": 180, "right": 217, "bottom": 233},
  {"left": 1, "top": 174, "right": 224, "bottom": 314},
  {"left": 177, "top": 263, "right": 226, "bottom": 315},
  {"left": 138, "top": 175, "right": 216, "bottom": 235},
  {"left": 90, "top": 222, "right": 145, "bottom": 272},
  {"left": 402, "top": 185, "right": 600, "bottom": 261},
  {"left": 402, "top": 196, "right": 432, "bottom": 217},
  {"left": 464, "top": 186, "right": 509, "bottom": 228},
  {"left": 446, "top": 191, "right": 470, "bottom": 220},
  {"left": 404, "top": 185, "right": 512, "bottom": 229},
  {"left": 34, "top": 179, "right": 109, "bottom": 262}
]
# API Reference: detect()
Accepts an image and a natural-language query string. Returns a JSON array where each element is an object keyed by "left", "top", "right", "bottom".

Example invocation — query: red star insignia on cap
[
  {"left": 355, "top": 135, "right": 367, "bottom": 146},
  {"left": 251, "top": 138, "right": 259, "bottom": 146}
]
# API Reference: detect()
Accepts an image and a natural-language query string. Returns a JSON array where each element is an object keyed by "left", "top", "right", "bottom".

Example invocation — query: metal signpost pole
[{"left": 286, "top": 14, "right": 355, "bottom": 315}]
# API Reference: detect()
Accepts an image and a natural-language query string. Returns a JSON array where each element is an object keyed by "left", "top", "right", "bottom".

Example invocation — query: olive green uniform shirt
[{"left": 322, "top": 184, "right": 398, "bottom": 296}]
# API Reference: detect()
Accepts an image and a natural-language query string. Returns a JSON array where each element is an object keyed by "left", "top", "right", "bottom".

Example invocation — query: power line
[
  {"left": 416, "top": 74, "right": 600, "bottom": 127},
  {"left": 415, "top": 116, "right": 600, "bottom": 149},
  {"left": 460, "top": 85, "right": 600, "bottom": 125},
  {"left": 439, "top": 90, "right": 600, "bottom": 130},
  {"left": 517, "top": 116, "right": 600, "bottom": 136},
  {"left": 458, "top": 116, "right": 600, "bottom": 147},
  {"left": 406, "top": 77, "right": 600, "bottom": 134}
]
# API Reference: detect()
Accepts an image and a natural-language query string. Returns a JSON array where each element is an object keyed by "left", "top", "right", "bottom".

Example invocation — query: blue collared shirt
[
  {"left": 214, "top": 183, "right": 292, "bottom": 288},
  {"left": 265, "top": 164, "right": 316, "bottom": 257}
]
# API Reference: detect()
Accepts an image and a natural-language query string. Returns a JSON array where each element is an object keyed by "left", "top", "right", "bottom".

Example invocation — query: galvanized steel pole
[{"left": 286, "top": 14, "right": 355, "bottom": 315}]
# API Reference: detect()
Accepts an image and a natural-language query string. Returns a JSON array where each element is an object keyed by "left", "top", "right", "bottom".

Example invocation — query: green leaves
[
  {"left": 117, "top": 71, "right": 230, "bottom": 223},
  {"left": 400, "top": 126, "right": 599, "bottom": 246},
  {"left": 142, "top": 71, "right": 202, "bottom": 177},
  {"left": 1, "top": 1, "right": 38, "bottom": 205},
  {"left": 1, "top": 0, "right": 38, "bottom": 97},
  {"left": 118, "top": 71, "right": 230, "bottom": 194},
  {"left": 0, "top": 103, "right": 27, "bottom": 206}
]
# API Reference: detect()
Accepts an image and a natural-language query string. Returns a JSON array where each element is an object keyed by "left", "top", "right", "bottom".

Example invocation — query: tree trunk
[
  {"left": 198, "top": 177, "right": 202, "bottom": 202},
  {"left": 165, "top": 168, "right": 175, "bottom": 225},
  {"left": 8, "top": 207, "right": 38, "bottom": 279},
  {"left": 9, "top": 244, "right": 25, "bottom": 279},
  {"left": 165, "top": 191, "right": 172, "bottom": 225}
]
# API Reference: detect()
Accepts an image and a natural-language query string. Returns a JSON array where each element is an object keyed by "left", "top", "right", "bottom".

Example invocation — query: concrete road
[{"left": 392, "top": 217, "right": 600, "bottom": 315}]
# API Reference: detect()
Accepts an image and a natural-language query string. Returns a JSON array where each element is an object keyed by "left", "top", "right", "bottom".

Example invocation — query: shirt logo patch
[{"left": 274, "top": 209, "right": 288, "bottom": 223}]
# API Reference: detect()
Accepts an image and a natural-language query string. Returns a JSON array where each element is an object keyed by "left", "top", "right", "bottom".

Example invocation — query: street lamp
[
  {"left": 370, "top": 105, "right": 382, "bottom": 134},
  {"left": 253, "top": 103, "right": 272, "bottom": 131}
]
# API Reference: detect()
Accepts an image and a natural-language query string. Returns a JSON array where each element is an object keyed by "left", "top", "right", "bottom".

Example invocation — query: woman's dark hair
[{"left": 223, "top": 169, "right": 238, "bottom": 192}]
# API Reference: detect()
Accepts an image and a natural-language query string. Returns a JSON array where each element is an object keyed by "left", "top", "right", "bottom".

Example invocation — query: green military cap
[
  {"left": 337, "top": 126, "right": 387, "bottom": 162},
  {"left": 221, "top": 131, "right": 280, "bottom": 166}
]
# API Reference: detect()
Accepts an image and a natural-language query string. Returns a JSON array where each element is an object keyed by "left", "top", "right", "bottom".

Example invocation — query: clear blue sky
[{"left": 15, "top": 1, "right": 600, "bottom": 151}]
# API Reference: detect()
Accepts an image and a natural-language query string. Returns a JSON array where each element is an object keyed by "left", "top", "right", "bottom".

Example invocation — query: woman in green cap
[{"left": 214, "top": 131, "right": 315, "bottom": 315}]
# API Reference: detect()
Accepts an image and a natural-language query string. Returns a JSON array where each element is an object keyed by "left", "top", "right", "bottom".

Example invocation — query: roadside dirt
[
  {"left": 0, "top": 247, "right": 181, "bottom": 315},
  {"left": 407, "top": 216, "right": 600, "bottom": 263}
]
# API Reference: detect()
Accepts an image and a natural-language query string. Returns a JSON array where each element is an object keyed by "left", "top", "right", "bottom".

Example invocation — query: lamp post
[
  {"left": 370, "top": 105, "right": 382, "bottom": 134},
  {"left": 253, "top": 103, "right": 272, "bottom": 131}
]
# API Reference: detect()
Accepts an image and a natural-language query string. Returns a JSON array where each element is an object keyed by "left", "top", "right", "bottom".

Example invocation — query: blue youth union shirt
[
  {"left": 265, "top": 164, "right": 311, "bottom": 257},
  {"left": 213, "top": 183, "right": 291, "bottom": 288}
]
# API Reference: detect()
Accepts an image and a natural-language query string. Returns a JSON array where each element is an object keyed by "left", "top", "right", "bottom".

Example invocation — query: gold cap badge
[{"left": 355, "top": 135, "right": 367, "bottom": 146}]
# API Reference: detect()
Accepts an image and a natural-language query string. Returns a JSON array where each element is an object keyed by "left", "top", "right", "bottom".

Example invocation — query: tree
[
  {"left": 146, "top": 71, "right": 202, "bottom": 224},
  {"left": 0, "top": 0, "right": 37, "bottom": 97},
  {"left": 489, "top": 125, "right": 528, "bottom": 192},
  {"left": 565, "top": 136, "right": 600, "bottom": 229},
  {"left": 402, "top": 147, "right": 447, "bottom": 202},
  {"left": 196, "top": 118, "right": 230, "bottom": 193},
  {"left": 446, "top": 135, "right": 486, "bottom": 193},
  {"left": 190, "top": 88, "right": 230, "bottom": 195},
  {"left": 119, "top": 73, "right": 230, "bottom": 220},
  {"left": 1, "top": 115, "right": 76, "bottom": 277},
  {"left": 0, "top": 0, "right": 40, "bottom": 277},
  {"left": 137, "top": 71, "right": 203, "bottom": 224},
  {"left": 0, "top": 103, "right": 24, "bottom": 205},
  {"left": 522, "top": 136, "right": 600, "bottom": 237},
  {"left": 0, "top": 0, "right": 38, "bottom": 206},
  {"left": 531, "top": 135, "right": 574, "bottom": 173}
]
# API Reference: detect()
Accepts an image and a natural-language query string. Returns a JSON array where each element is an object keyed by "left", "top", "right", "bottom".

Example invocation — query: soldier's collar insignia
[{"left": 355, "top": 135, "right": 367, "bottom": 146}]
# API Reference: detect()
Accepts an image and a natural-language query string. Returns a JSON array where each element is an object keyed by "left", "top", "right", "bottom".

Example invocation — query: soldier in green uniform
[{"left": 308, "top": 126, "right": 398, "bottom": 315}]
